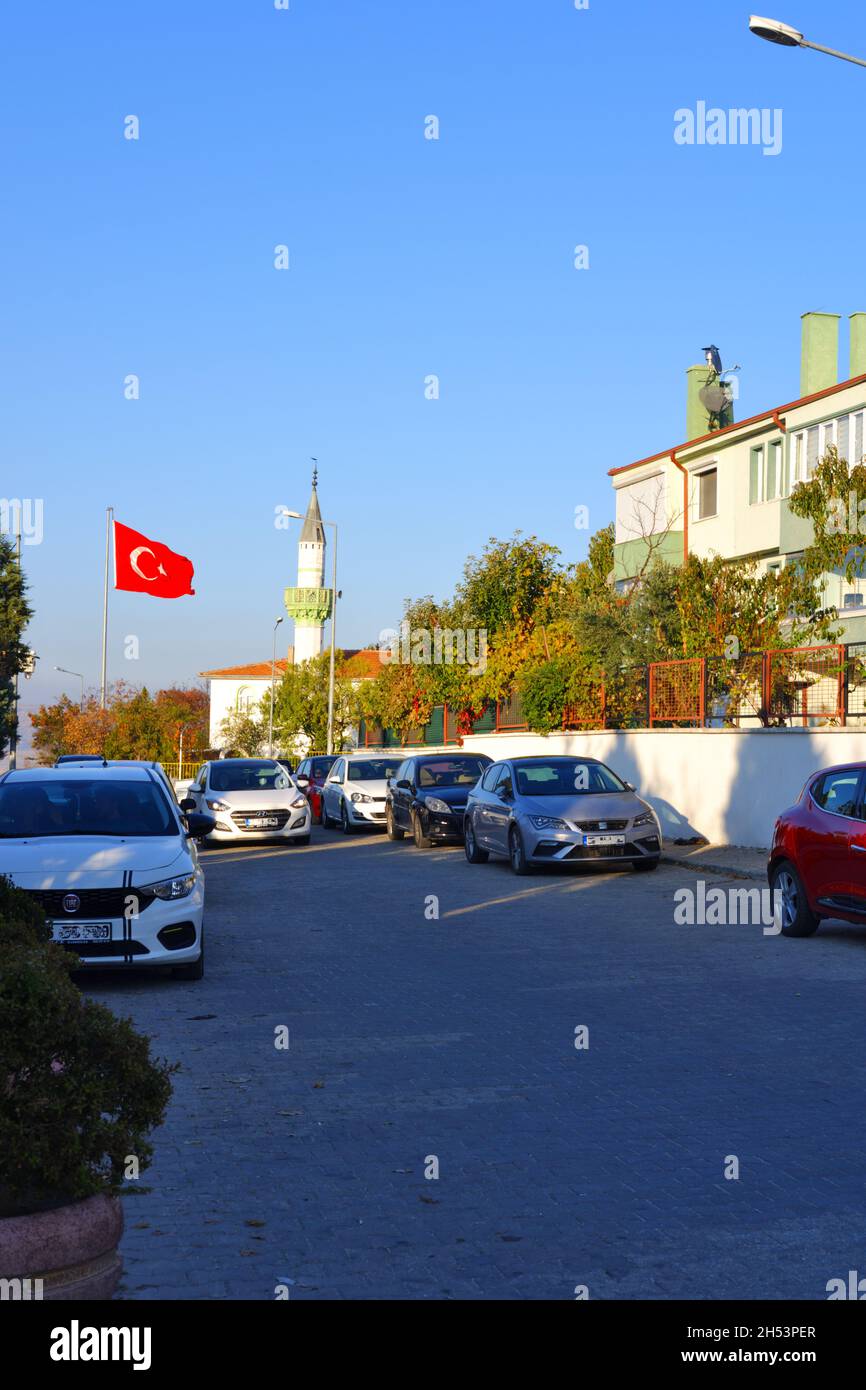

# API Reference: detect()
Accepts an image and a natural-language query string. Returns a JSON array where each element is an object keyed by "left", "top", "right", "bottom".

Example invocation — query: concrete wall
[{"left": 456, "top": 727, "right": 866, "bottom": 849}]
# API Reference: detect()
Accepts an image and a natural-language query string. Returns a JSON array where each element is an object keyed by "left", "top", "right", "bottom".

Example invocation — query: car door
[
  {"left": 800, "top": 767, "right": 864, "bottom": 912},
  {"left": 190, "top": 764, "right": 208, "bottom": 810},
  {"left": 324, "top": 759, "right": 344, "bottom": 819},
  {"left": 486, "top": 765, "right": 515, "bottom": 854},
  {"left": 473, "top": 763, "right": 502, "bottom": 848},
  {"left": 394, "top": 760, "right": 415, "bottom": 827},
  {"left": 843, "top": 770, "right": 866, "bottom": 913}
]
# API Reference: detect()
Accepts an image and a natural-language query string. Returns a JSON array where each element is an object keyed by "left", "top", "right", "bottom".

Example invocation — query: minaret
[{"left": 284, "top": 466, "right": 332, "bottom": 664}]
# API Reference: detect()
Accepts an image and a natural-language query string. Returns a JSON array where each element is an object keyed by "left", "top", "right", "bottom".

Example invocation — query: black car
[{"left": 386, "top": 752, "right": 493, "bottom": 848}]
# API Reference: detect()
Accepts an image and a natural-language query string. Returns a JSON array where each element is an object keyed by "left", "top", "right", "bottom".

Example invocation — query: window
[
  {"left": 235, "top": 685, "right": 253, "bottom": 712},
  {"left": 749, "top": 447, "right": 763, "bottom": 505},
  {"left": 328, "top": 760, "right": 344, "bottom": 783},
  {"left": 696, "top": 468, "right": 717, "bottom": 520},
  {"left": 811, "top": 769, "right": 862, "bottom": 819},
  {"left": 790, "top": 409, "right": 866, "bottom": 483},
  {"left": 767, "top": 440, "right": 782, "bottom": 499},
  {"left": 481, "top": 764, "right": 502, "bottom": 792}
]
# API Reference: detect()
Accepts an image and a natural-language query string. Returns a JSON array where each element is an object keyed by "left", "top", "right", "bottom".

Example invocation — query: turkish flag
[{"left": 114, "top": 520, "right": 195, "bottom": 598}]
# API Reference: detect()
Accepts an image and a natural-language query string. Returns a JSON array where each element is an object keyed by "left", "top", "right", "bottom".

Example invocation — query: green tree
[
  {"left": 0, "top": 537, "right": 33, "bottom": 758},
  {"left": 218, "top": 709, "right": 269, "bottom": 756},
  {"left": 271, "top": 652, "right": 360, "bottom": 753}
]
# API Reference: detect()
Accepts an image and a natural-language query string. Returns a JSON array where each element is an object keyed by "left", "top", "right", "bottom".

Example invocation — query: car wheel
[
  {"left": 633, "top": 857, "right": 659, "bottom": 872},
  {"left": 412, "top": 812, "right": 434, "bottom": 849},
  {"left": 770, "top": 861, "right": 820, "bottom": 937},
  {"left": 340, "top": 801, "right": 354, "bottom": 835},
  {"left": 464, "top": 818, "right": 489, "bottom": 864},
  {"left": 174, "top": 933, "right": 204, "bottom": 980},
  {"left": 508, "top": 825, "right": 532, "bottom": 876},
  {"left": 386, "top": 805, "right": 405, "bottom": 840}
]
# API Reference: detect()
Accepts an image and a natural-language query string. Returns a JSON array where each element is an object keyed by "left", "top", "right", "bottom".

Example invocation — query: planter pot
[{"left": 0, "top": 1194, "right": 124, "bottom": 1300}]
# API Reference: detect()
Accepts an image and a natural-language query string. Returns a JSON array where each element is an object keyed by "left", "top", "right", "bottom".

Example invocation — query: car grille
[
  {"left": 23, "top": 888, "right": 155, "bottom": 918},
  {"left": 229, "top": 810, "right": 290, "bottom": 831},
  {"left": 61, "top": 940, "right": 150, "bottom": 958},
  {"left": 574, "top": 819, "right": 628, "bottom": 832}
]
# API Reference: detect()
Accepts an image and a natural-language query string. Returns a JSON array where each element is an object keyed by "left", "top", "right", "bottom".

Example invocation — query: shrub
[{"left": 0, "top": 879, "right": 176, "bottom": 1216}]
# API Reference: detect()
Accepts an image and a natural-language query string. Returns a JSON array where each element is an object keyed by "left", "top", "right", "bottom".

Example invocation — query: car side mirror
[
  {"left": 296, "top": 776, "right": 309, "bottom": 788},
  {"left": 623, "top": 781, "right": 635, "bottom": 792},
  {"left": 397, "top": 779, "right": 411, "bottom": 790},
  {"left": 185, "top": 812, "right": 215, "bottom": 838},
  {"left": 180, "top": 796, "right": 197, "bottom": 812}
]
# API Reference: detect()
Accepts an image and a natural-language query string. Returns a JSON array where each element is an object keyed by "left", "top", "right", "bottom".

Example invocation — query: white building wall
[
  {"left": 207, "top": 677, "right": 270, "bottom": 747},
  {"left": 456, "top": 727, "right": 866, "bottom": 848}
]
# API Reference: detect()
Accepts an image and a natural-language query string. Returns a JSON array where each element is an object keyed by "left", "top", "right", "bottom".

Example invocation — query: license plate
[
  {"left": 583, "top": 834, "right": 626, "bottom": 846},
  {"left": 51, "top": 922, "right": 111, "bottom": 943},
  {"left": 245, "top": 817, "right": 279, "bottom": 828}
]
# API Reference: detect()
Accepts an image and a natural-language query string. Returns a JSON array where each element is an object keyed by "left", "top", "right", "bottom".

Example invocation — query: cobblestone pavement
[{"left": 82, "top": 829, "right": 866, "bottom": 1301}]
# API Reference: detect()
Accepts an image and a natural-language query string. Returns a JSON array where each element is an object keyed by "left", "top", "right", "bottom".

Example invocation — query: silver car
[{"left": 464, "top": 755, "right": 662, "bottom": 875}]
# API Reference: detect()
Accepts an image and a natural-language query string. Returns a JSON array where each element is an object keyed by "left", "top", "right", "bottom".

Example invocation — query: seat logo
[{"left": 62, "top": 893, "right": 80, "bottom": 913}]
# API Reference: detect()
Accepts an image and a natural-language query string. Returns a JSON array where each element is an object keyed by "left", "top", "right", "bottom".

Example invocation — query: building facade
[{"left": 610, "top": 312, "right": 866, "bottom": 640}]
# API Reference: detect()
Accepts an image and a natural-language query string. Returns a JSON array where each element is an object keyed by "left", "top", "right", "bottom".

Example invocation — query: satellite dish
[{"left": 699, "top": 383, "right": 732, "bottom": 415}]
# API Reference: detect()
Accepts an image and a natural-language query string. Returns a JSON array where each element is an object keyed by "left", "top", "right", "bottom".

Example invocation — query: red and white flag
[{"left": 114, "top": 520, "right": 195, "bottom": 598}]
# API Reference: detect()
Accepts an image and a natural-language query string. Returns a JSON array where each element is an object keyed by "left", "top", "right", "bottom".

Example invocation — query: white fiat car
[
  {"left": 0, "top": 765, "right": 212, "bottom": 979},
  {"left": 181, "top": 757, "right": 310, "bottom": 845},
  {"left": 321, "top": 754, "right": 405, "bottom": 832}
]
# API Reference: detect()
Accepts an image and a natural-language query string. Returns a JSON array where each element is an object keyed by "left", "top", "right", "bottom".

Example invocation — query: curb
[{"left": 660, "top": 853, "right": 766, "bottom": 882}]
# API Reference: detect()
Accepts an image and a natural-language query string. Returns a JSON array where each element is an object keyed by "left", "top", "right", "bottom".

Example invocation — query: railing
[{"left": 357, "top": 643, "right": 866, "bottom": 746}]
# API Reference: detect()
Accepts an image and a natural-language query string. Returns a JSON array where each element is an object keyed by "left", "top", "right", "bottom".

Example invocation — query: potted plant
[{"left": 0, "top": 877, "right": 175, "bottom": 1299}]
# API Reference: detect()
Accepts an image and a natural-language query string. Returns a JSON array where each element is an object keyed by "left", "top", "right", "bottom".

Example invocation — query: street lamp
[
  {"left": 279, "top": 508, "right": 340, "bottom": 756},
  {"left": 268, "top": 616, "right": 284, "bottom": 757},
  {"left": 749, "top": 15, "right": 866, "bottom": 68},
  {"left": 55, "top": 666, "right": 85, "bottom": 709}
]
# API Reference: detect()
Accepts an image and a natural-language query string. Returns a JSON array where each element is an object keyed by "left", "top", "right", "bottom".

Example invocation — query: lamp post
[
  {"left": 268, "top": 616, "right": 284, "bottom": 757},
  {"left": 55, "top": 666, "right": 85, "bottom": 710},
  {"left": 178, "top": 721, "right": 193, "bottom": 778},
  {"left": 749, "top": 15, "right": 866, "bottom": 67},
  {"left": 280, "top": 509, "right": 340, "bottom": 755}
]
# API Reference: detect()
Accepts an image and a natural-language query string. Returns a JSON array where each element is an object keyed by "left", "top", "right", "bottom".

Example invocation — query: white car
[
  {"left": 321, "top": 754, "right": 405, "bottom": 832},
  {"left": 0, "top": 765, "right": 211, "bottom": 979},
  {"left": 181, "top": 757, "right": 310, "bottom": 845}
]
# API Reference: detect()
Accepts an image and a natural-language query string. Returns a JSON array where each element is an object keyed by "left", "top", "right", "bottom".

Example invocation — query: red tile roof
[
  {"left": 200, "top": 649, "right": 381, "bottom": 681},
  {"left": 608, "top": 372, "right": 866, "bottom": 478}
]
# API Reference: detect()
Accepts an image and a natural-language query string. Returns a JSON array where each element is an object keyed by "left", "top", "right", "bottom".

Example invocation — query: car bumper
[
  {"left": 348, "top": 801, "right": 388, "bottom": 826},
  {"left": 47, "top": 883, "right": 205, "bottom": 969},
  {"left": 526, "top": 830, "right": 661, "bottom": 865},
  {"left": 419, "top": 808, "right": 467, "bottom": 841},
  {"left": 205, "top": 809, "right": 310, "bottom": 842}
]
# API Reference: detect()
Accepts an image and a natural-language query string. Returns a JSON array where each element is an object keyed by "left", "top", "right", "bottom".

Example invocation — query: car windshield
[
  {"left": 209, "top": 762, "right": 290, "bottom": 792},
  {"left": 417, "top": 758, "right": 488, "bottom": 789},
  {"left": 513, "top": 759, "right": 626, "bottom": 796},
  {"left": 308, "top": 758, "right": 336, "bottom": 780},
  {"left": 347, "top": 759, "right": 402, "bottom": 782},
  {"left": 0, "top": 778, "right": 178, "bottom": 837}
]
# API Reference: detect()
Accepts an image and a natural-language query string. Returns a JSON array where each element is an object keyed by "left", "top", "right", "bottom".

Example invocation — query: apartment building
[{"left": 609, "top": 312, "right": 866, "bottom": 640}]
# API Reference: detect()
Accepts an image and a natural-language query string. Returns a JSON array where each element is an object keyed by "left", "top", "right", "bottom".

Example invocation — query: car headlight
[
  {"left": 290, "top": 795, "right": 307, "bottom": 809},
  {"left": 206, "top": 799, "right": 230, "bottom": 812},
  {"left": 529, "top": 815, "right": 569, "bottom": 830},
  {"left": 140, "top": 873, "right": 197, "bottom": 900},
  {"left": 633, "top": 811, "right": 657, "bottom": 828},
  {"left": 351, "top": 792, "right": 373, "bottom": 803},
  {"left": 424, "top": 797, "right": 451, "bottom": 813}
]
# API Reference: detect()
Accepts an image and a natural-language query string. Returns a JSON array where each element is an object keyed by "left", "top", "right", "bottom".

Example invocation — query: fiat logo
[{"left": 62, "top": 894, "right": 80, "bottom": 913}]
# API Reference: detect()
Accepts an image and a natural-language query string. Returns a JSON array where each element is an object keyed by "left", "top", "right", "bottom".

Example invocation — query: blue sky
[{"left": 5, "top": 0, "right": 866, "bottom": 740}]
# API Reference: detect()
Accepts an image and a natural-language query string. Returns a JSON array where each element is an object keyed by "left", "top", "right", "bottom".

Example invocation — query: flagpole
[{"left": 100, "top": 507, "right": 113, "bottom": 709}]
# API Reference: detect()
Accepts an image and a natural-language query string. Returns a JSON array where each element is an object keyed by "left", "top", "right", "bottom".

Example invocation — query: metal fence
[{"left": 356, "top": 642, "right": 866, "bottom": 746}]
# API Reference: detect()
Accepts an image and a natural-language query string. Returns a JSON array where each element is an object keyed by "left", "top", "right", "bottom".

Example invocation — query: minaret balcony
[{"left": 284, "top": 586, "right": 333, "bottom": 623}]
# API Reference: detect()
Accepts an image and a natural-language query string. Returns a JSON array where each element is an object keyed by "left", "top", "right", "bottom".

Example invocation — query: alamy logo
[
  {"left": 0, "top": 1277, "right": 43, "bottom": 1300},
  {"left": 827, "top": 1270, "right": 866, "bottom": 1299},
  {"left": 0, "top": 497, "right": 43, "bottom": 545},
  {"left": 49, "top": 1321, "right": 152, "bottom": 1370},
  {"left": 378, "top": 622, "right": 487, "bottom": 674},
  {"left": 674, "top": 102, "right": 783, "bottom": 157},
  {"left": 674, "top": 881, "right": 782, "bottom": 935}
]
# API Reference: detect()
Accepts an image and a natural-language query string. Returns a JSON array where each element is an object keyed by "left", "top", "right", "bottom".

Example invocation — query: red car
[
  {"left": 769, "top": 762, "right": 866, "bottom": 936},
  {"left": 294, "top": 755, "right": 337, "bottom": 824}
]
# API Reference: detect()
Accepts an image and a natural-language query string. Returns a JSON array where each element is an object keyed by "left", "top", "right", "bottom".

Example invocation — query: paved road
[{"left": 84, "top": 828, "right": 866, "bottom": 1301}]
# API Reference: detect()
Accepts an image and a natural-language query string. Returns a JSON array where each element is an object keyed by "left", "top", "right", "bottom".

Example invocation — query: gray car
[{"left": 463, "top": 755, "right": 661, "bottom": 875}]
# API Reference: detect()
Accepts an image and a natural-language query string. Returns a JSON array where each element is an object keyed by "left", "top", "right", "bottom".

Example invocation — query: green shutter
[{"left": 749, "top": 447, "right": 761, "bottom": 504}]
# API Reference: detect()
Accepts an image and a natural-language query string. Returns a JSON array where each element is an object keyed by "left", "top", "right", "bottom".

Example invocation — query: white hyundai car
[
  {"left": 321, "top": 753, "right": 405, "bottom": 832},
  {"left": 181, "top": 757, "right": 310, "bottom": 845},
  {"left": 0, "top": 764, "right": 211, "bottom": 979}
]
